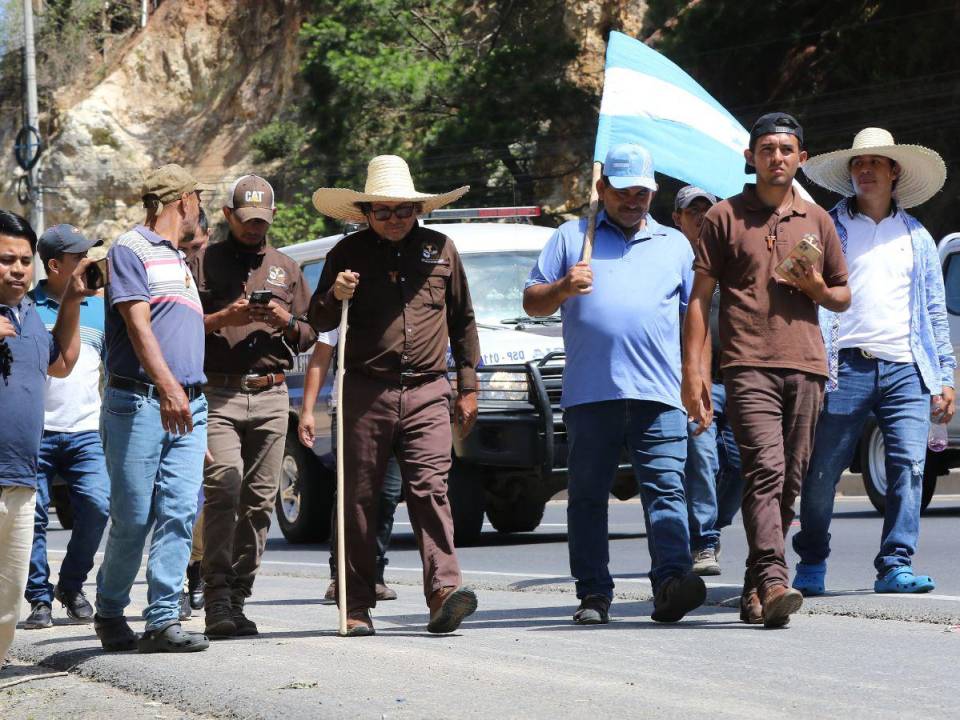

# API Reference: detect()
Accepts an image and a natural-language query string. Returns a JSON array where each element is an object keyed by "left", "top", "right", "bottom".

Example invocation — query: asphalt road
[{"left": 10, "top": 492, "right": 958, "bottom": 719}]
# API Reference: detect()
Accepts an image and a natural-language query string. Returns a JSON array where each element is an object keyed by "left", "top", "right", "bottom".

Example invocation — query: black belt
[
  {"left": 108, "top": 375, "right": 204, "bottom": 401},
  {"left": 840, "top": 347, "right": 877, "bottom": 360},
  {"left": 357, "top": 368, "right": 443, "bottom": 388}
]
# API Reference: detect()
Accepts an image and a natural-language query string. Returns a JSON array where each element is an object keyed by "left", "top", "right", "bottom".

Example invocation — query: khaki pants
[
  {"left": 1, "top": 486, "right": 35, "bottom": 662},
  {"left": 341, "top": 373, "right": 461, "bottom": 613},
  {"left": 201, "top": 385, "right": 288, "bottom": 605}
]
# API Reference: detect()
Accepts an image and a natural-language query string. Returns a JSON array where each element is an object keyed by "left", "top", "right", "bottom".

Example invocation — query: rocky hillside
[{"left": 0, "top": 0, "right": 644, "bottom": 242}]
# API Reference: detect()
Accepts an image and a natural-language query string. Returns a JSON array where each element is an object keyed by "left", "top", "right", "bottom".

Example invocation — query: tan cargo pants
[{"left": 201, "top": 384, "right": 288, "bottom": 606}]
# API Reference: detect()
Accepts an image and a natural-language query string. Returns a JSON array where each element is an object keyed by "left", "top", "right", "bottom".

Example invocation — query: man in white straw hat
[
  {"left": 792, "top": 128, "right": 954, "bottom": 597},
  {"left": 308, "top": 155, "right": 479, "bottom": 636}
]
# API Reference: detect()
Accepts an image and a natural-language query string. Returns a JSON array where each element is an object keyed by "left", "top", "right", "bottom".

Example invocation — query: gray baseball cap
[
  {"left": 37, "top": 224, "right": 102, "bottom": 262},
  {"left": 674, "top": 186, "right": 718, "bottom": 211}
]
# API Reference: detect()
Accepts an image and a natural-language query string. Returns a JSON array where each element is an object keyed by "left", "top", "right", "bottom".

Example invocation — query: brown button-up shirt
[
  {"left": 190, "top": 237, "right": 317, "bottom": 374},
  {"left": 695, "top": 184, "right": 848, "bottom": 377},
  {"left": 308, "top": 226, "right": 480, "bottom": 390}
]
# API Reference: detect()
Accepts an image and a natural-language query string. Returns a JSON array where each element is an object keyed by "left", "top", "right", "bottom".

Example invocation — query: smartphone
[
  {"left": 249, "top": 290, "right": 274, "bottom": 305},
  {"left": 775, "top": 237, "right": 822, "bottom": 282},
  {"left": 84, "top": 257, "right": 109, "bottom": 290}
]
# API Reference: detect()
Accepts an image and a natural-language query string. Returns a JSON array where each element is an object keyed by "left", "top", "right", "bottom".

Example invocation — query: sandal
[
  {"left": 138, "top": 621, "right": 210, "bottom": 653},
  {"left": 874, "top": 566, "right": 935, "bottom": 594},
  {"left": 792, "top": 562, "right": 827, "bottom": 597}
]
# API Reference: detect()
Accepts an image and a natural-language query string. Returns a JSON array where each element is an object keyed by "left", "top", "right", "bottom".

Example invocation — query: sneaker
[
  {"left": 572, "top": 594, "right": 610, "bottom": 625},
  {"left": 324, "top": 580, "right": 337, "bottom": 601},
  {"left": 204, "top": 599, "right": 236, "bottom": 638},
  {"left": 692, "top": 546, "right": 721, "bottom": 576},
  {"left": 23, "top": 602, "right": 53, "bottom": 629},
  {"left": 94, "top": 614, "right": 138, "bottom": 652},
  {"left": 179, "top": 591, "right": 192, "bottom": 621},
  {"left": 345, "top": 609, "right": 375, "bottom": 637},
  {"left": 427, "top": 586, "right": 478, "bottom": 634},
  {"left": 54, "top": 585, "right": 94, "bottom": 623},
  {"left": 651, "top": 572, "right": 706, "bottom": 623},
  {"left": 761, "top": 584, "right": 803, "bottom": 628},
  {"left": 375, "top": 583, "right": 398, "bottom": 601},
  {"left": 187, "top": 562, "right": 205, "bottom": 610},
  {"left": 231, "top": 604, "right": 259, "bottom": 637}
]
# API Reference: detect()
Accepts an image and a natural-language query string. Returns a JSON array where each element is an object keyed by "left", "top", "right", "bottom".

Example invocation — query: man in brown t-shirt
[
  {"left": 682, "top": 113, "right": 851, "bottom": 628},
  {"left": 190, "top": 175, "right": 317, "bottom": 638}
]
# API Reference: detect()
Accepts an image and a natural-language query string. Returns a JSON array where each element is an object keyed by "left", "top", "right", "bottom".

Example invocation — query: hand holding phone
[
  {"left": 249, "top": 289, "right": 274, "bottom": 305},
  {"left": 84, "top": 257, "right": 109, "bottom": 291},
  {"left": 775, "top": 237, "right": 822, "bottom": 283}
]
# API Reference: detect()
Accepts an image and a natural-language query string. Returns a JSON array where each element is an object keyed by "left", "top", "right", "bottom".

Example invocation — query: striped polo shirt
[
  {"left": 31, "top": 281, "right": 105, "bottom": 432},
  {"left": 105, "top": 225, "right": 206, "bottom": 386}
]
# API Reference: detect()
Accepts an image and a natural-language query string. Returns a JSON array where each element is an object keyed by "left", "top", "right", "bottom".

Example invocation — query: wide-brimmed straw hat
[
  {"left": 312, "top": 155, "right": 469, "bottom": 222},
  {"left": 802, "top": 128, "right": 946, "bottom": 208}
]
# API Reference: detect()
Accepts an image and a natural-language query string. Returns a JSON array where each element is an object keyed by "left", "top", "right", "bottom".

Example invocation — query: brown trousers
[
  {"left": 724, "top": 367, "right": 824, "bottom": 594},
  {"left": 201, "top": 385, "right": 288, "bottom": 605},
  {"left": 341, "top": 373, "right": 461, "bottom": 613}
]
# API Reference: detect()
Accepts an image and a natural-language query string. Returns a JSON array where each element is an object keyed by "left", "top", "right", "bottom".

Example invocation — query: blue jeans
[
  {"left": 566, "top": 400, "right": 691, "bottom": 598},
  {"left": 96, "top": 388, "right": 208, "bottom": 630},
  {"left": 793, "top": 350, "right": 929, "bottom": 576},
  {"left": 684, "top": 382, "right": 744, "bottom": 550},
  {"left": 25, "top": 431, "right": 110, "bottom": 605}
]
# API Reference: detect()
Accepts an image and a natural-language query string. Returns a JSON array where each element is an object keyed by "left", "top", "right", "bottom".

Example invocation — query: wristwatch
[{"left": 286, "top": 314, "right": 298, "bottom": 332}]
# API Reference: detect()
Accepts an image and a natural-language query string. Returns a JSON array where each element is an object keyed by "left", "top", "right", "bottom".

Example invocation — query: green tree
[
  {"left": 644, "top": 0, "right": 960, "bottom": 237},
  {"left": 295, "top": 0, "right": 592, "bottom": 208}
]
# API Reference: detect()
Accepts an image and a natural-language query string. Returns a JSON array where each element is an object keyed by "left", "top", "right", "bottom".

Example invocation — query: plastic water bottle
[{"left": 928, "top": 422, "right": 947, "bottom": 452}]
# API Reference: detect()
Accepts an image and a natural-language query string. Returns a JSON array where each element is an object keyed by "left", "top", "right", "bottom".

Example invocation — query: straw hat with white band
[
  {"left": 801, "top": 127, "right": 946, "bottom": 209},
  {"left": 312, "top": 155, "right": 469, "bottom": 222}
]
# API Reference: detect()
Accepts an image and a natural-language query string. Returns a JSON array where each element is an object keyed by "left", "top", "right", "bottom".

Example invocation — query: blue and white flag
[{"left": 595, "top": 31, "right": 752, "bottom": 200}]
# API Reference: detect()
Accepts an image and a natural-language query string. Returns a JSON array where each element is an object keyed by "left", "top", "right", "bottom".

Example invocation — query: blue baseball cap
[
  {"left": 603, "top": 143, "right": 658, "bottom": 191},
  {"left": 37, "top": 224, "right": 102, "bottom": 262}
]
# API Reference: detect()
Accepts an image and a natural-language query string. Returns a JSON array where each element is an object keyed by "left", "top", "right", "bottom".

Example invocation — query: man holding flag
[
  {"left": 524, "top": 143, "right": 706, "bottom": 626},
  {"left": 682, "top": 113, "right": 851, "bottom": 628}
]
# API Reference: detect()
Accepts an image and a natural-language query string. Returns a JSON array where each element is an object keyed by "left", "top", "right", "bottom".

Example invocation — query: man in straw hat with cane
[
  {"left": 524, "top": 143, "right": 708, "bottom": 627},
  {"left": 309, "top": 155, "right": 480, "bottom": 636},
  {"left": 791, "top": 128, "right": 953, "bottom": 597}
]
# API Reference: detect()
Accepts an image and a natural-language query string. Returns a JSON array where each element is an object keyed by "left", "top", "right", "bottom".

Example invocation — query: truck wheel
[
  {"left": 860, "top": 419, "right": 937, "bottom": 516},
  {"left": 51, "top": 481, "right": 74, "bottom": 530},
  {"left": 486, "top": 494, "right": 546, "bottom": 534},
  {"left": 275, "top": 432, "right": 333, "bottom": 544},
  {"left": 447, "top": 458, "right": 485, "bottom": 546}
]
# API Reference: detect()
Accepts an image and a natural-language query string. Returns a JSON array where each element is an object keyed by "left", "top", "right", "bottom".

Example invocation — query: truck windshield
[{"left": 460, "top": 251, "right": 555, "bottom": 326}]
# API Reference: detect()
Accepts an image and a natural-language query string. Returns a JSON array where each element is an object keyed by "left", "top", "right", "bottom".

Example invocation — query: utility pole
[{"left": 23, "top": 0, "right": 44, "bottom": 234}]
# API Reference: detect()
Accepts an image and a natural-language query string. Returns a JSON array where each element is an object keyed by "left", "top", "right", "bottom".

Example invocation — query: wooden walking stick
[
  {"left": 580, "top": 161, "right": 603, "bottom": 263},
  {"left": 335, "top": 299, "right": 349, "bottom": 636}
]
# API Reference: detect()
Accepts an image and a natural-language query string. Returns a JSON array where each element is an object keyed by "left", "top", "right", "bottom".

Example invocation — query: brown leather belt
[{"left": 204, "top": 371, "right": 286, "bottom": 392}]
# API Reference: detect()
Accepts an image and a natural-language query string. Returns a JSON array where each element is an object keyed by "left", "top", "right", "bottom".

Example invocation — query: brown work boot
[
  {"left": 739, "top": 589, "right": 763, "bottom": 625},
  {"left": 345, "top": 609, "right": 375, "bottom": 637},
  {"left": 427, "top": 586, "right": 478, "bottom": 634},
  {"left": 375, "top": 583, "right": 398, "bottom": 601},
  {"left": 324, "top": 581, "right": 336, "bottom": 602},
  {"left": 761, "top": 584, "right": 803, "bottom": 628}
]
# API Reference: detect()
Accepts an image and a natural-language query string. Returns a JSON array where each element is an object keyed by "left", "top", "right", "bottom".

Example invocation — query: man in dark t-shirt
[{"left": 682, "top": 114, "right": 851, "bottom": 629}]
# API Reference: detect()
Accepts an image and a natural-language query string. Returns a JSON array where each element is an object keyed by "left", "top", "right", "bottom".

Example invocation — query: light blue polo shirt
[{"left": 526, "top": 210, "right": 693, "bottom": 410}]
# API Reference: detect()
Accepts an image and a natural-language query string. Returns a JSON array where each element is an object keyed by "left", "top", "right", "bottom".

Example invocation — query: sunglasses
[{"left": 370, "top": 204, "right": 417, "bottom": 221}]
